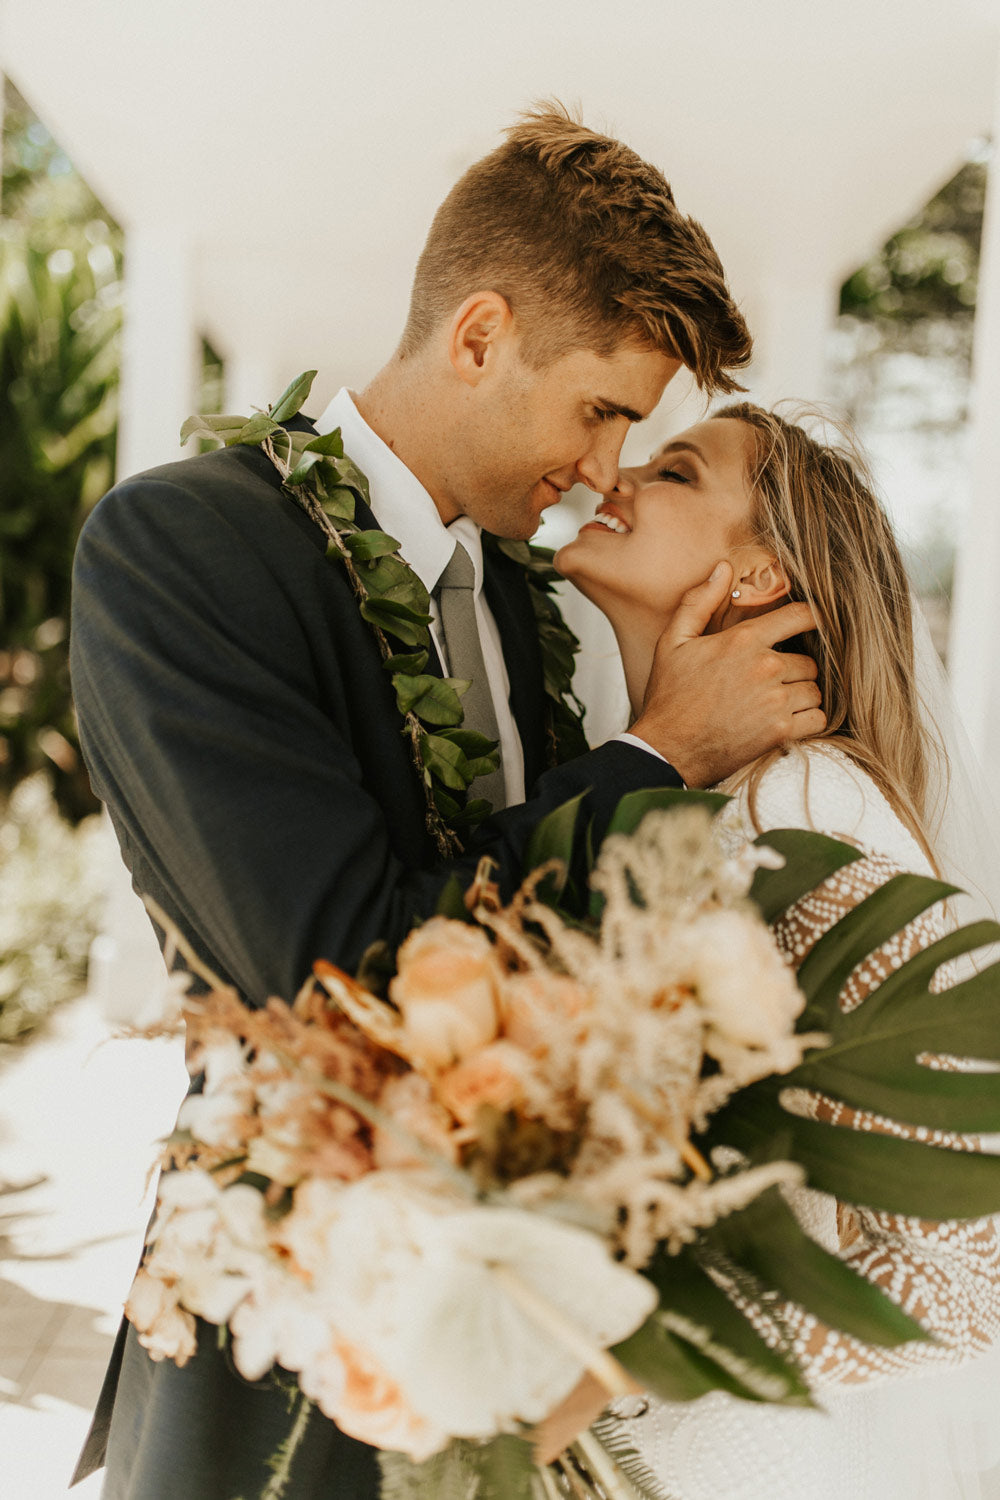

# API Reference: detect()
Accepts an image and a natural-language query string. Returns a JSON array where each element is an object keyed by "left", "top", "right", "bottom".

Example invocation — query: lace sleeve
[{"left": 717, "top": 748, "right": 1000, "bottom": 1385}]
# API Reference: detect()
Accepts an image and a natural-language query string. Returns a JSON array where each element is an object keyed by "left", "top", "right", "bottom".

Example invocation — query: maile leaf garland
[{"left": 181, "top": 371, "right": 585, "bottom": 855}]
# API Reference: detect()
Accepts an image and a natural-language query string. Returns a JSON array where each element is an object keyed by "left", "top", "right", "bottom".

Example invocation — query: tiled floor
[{"left": 0, "top": 991, "right": 187, "bottom": 1498}]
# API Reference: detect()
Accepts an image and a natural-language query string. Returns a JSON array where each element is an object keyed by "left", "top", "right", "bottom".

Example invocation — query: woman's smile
[
  {"left": 555, "top": 417, "right": 755, "bottom": 628},
  {"left": 581, "top": 501, "right": 632, "bottom": 535}
]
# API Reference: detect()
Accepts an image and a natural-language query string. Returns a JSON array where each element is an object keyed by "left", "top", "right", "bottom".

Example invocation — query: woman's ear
[
  {"left": 447, "top": 291, "right": 514, "bottom": 384},
  {"left": 730, "top": 549, "right": 791, "bottom": 609}
]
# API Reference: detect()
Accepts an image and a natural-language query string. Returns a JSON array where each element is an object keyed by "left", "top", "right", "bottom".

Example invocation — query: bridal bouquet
[{"left": 127, "top": 788, "right": 1000, "bottom": 1499}]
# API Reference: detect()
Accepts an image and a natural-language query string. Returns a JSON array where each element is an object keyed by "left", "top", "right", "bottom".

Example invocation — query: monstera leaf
[
  {"left": 521, "top": 797, "right": 1000, "bottom": 1401},
  {"left": 707, "top": 828, "right": 1000, "bottom": 1221}
]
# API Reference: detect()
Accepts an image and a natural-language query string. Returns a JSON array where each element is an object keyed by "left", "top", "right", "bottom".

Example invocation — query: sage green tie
[{"left": 435, "top": 539, "right": 506, "bottom": 811}]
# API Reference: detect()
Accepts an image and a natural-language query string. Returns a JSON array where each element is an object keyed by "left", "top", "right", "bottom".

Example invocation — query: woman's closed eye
[{"left": 657, "top": 466, "right": 690, "bottom": 483}]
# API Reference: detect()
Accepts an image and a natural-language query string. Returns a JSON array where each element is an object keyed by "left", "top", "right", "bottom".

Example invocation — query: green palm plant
[{"left": 0, "top": 81, "right": 122, "bottom": 820}]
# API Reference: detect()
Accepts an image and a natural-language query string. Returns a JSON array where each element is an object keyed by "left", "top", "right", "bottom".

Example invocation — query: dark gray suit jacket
[{"left": 69, "top": 427, "right": 682, "bottom": 1498}]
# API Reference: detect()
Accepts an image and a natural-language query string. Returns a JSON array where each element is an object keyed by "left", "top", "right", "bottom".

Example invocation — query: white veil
[{"left": 912, "top": 596, "right": 1000, "bottom": 927}]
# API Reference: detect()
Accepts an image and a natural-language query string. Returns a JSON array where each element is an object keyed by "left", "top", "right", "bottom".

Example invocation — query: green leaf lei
[{"left": 181, "top": 371, "right": 587, "bottom": 857}]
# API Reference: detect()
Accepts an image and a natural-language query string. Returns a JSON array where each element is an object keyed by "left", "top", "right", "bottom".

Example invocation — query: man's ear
[
  {"left": 730, "top": 549, "right": 791, "bottom": 609},
  {"left": 447, "top": 291, "right": 514, "bottom": 385}
]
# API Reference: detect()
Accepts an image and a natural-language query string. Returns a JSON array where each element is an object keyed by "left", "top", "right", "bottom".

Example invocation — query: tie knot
[{"left": 437, "top": 540, "right": 475, "bottom": 592}]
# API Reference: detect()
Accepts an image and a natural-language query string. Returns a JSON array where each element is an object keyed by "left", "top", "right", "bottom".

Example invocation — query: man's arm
[{"left": 70, "top": 467, "right": 680, "bottom": 1005}]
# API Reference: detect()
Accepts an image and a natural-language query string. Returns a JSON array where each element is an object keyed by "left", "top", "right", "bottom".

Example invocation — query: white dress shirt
[{"left": 316, "top": 389, "right": 526, "bottom": 806}]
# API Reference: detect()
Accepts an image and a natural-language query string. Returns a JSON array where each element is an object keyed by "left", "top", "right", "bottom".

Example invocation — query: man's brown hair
[{"left": 400, "top": 102, "right": 751, "bottom": 395}]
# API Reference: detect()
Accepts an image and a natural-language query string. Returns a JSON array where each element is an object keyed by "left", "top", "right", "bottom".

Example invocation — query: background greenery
[
  {"left": 0, "top": 80, "right": 121, "bottom": 1038},
  {"left": 0, "top": 79, "right": 121, "bottom": 823},
  {"left": 841, "top": 156, "right": 984, "bottom": 331},
  {"left": 832, "top": 149, "right": 988, "bottom": 612}
]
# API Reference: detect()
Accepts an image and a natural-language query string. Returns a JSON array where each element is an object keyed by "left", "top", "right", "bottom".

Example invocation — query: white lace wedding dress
[{"left": 618, "top": 744, "right": 1000, "bottom": 1500}]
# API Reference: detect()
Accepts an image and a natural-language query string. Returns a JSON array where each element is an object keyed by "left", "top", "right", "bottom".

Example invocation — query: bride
[{"left": 554, "top": 402, "right": 1000, "bottom": 1500}]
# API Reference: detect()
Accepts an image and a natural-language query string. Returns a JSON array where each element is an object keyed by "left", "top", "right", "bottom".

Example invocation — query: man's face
[{"left": 439, "top": 340, "right": 682, "bottom": 539}]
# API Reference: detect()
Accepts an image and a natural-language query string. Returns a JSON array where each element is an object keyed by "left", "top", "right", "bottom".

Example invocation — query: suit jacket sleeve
[{"left": 70, "top": 457, "right": 682, "bottom": 1004}]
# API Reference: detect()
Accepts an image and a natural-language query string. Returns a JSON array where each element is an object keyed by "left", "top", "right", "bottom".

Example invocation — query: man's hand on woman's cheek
[{"left": 629, "top": 563, "right": 824, "bottom": 788}]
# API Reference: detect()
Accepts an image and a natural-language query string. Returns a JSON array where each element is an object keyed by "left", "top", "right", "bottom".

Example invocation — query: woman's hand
[{"left": 629, "top": 562, "right": 825, "bottom": 787}]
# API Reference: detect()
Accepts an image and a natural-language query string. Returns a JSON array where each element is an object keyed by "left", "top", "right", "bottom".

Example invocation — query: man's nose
[{"left": 576, "top": 430, "right": 626, "bottom": 496}]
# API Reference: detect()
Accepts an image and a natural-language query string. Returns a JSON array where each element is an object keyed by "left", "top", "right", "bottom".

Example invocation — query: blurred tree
[
  {"left": 831, "top": 149, "right": 988, "bottom": 646},
  {"left": 0, "top": 79, "right": 122, "bottom": 820},
  {"left": 839, "top": 153, "right": 985, "bottom": 344}
]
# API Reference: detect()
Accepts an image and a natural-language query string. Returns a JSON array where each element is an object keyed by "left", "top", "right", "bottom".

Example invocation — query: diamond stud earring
[{"left": 731, "top": 589, "right": 741, "bottom": 600}]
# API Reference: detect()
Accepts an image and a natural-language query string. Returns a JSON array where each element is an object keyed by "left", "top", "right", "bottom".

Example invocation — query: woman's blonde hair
[{"left": 716, "top": 402, "right": 941, "bottom": 870}]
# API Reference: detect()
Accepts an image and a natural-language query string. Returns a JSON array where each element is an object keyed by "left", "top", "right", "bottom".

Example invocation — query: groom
[{"left": 70, "top": 105, "right": 821, "bottom": 1498}]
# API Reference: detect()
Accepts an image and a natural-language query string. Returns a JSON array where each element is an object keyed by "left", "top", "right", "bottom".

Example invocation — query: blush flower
[
  {"left": 500, "top": 972, "right": 588, "bottom": 1057},
  {"left": 389, "top": 918, "right": 501, "bottom": 1070},
  {"left": 373, "top": 1073, "right": 460, "bottom": 1169}
]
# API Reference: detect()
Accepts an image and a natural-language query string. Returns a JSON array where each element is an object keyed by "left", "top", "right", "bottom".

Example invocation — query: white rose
[
  {"left": 230, "top": 1268, "right": 325, "bottom": 1382},
  {"left": 125, "top": 1268, "right": 198, "bottom": 1366},
  {"left": 178, "top": 1261, "right": 254, "bottom": 1327},
  {"left": 271, "top": 1177, "right": 347, "bottom": 1280},
  {"left": 177, "top": 1089, "right": 251, "bottom": 1150},
  {"left": 217, "top": 1182, "right": 270, "bottom": 1252},
  {"left": 308, "top": 1170, "right": 656, "bottom": 1440},
  {"left": 675, "top": 909, "right": 804, "bottom": 1048}
]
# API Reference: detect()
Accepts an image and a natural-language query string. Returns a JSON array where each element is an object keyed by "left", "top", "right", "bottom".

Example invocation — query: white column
[
  {"left": 116, "top": 223, "right": 199, "bottom": 478},
  {"left": 949, "top": 43, "right": 1000, "bottom": 779},
  {"left": 224, "top": 350, "right": 280, "bottom": 417},
  {"left": 741, "top": 274, "right": 839, "bottom": 408}
]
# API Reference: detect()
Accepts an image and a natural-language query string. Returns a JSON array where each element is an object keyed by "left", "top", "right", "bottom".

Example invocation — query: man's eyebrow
[
  {"left": 654, "top": 439, "right": 707, "bottom": 463},
  {"left": 596, "top": 398, "right": 645, "bottom": 424}
]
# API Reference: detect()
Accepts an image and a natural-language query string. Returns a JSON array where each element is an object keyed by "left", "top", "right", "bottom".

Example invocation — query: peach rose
[
  {"left": 434, "top": 1040, "right": 529, "bottom": 1125},
  {"left": 389, "top": 918, "right": 500, "bottom": 1070},
  {"left": 300, "top": 1337, "right": 447, "bottom": 1462},
  {"left": 373, "top": 1073, "right": 460, "bottom": 1169},
  {"left": 499, "top": 972, "right": 588, "bottom": 1057}
]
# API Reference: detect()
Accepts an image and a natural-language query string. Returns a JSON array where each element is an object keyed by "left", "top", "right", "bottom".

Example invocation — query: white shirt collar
[{"left": 315, "top": 388, "right": 482, "bottom": 594}]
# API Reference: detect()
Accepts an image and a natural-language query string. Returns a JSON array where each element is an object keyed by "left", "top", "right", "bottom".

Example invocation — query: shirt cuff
[{"left": 612, "top": 731, "right": 686, "bottom": 785}]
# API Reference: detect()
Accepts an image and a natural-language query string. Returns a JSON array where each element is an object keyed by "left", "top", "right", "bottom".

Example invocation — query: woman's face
[{"left": 554, "top": 416, "right": 755, "bottom": 627}]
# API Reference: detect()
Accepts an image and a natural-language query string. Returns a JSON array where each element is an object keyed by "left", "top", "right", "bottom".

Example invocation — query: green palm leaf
[
  {"left": 771, "top": 1110, "right": 1000, "bottom": 1219},
  {"left": 638, "top": 1244, "right": 813, "bottom": 1404},
  {"left": 709, "top": 825, "right": 1000, "bottom": 1218},
  {"left": 699, "top": 1185, "right": 928, "bottom": 1346},
  {"left": 795, "top": 871, "right": 960, "bottom": 1014},
  {"left": 749, "top": 828, "right": 864, "bottom": 923},
  {"left": 606, "top": 787, "right": 730, "bottom": 841}
]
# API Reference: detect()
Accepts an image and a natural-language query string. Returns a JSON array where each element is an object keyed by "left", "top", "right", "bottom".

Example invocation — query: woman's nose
[{"left": 605, "top": 469, "right": 637, "bottom": 500}]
